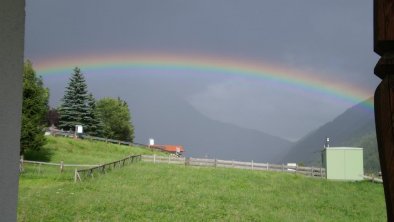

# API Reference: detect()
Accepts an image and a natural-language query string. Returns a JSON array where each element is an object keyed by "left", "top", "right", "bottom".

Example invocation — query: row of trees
[
  {"left": 21, "top": 62, "right": 135, "bottom": 155},
  {"left": 58, "top": 67, "right": 134, "bottom": 141}
]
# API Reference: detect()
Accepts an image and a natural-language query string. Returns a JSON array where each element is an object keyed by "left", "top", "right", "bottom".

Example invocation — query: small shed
[{"left": 322, "top": 147, "right": 363, "bottom": 181}]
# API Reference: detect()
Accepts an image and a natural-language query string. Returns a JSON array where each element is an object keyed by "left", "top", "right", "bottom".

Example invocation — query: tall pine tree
[{"left": 59, "top": 67, "right": 91, "bottom": 131}]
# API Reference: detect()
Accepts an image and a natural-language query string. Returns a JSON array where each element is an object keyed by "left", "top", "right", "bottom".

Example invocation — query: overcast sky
[{"left": 25, "top": 0, "right": 379, "bottom": 141}]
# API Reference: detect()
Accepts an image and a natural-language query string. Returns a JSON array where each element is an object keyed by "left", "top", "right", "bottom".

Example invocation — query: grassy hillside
[
  {"left": 18, "top": 136, "right": 386, "bottom": 221},
  {"left": 24, "top": 136, "right": 165, "bottom": 164}
]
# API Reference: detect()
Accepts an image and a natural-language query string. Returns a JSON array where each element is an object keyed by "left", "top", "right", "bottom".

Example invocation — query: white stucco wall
[{"left": 0, "top": 0, "right": 25, "bottom": 220}]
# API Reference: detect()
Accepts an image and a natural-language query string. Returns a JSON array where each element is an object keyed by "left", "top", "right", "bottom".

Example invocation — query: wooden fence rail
[
  {"left": 363, "top": 175, "right": 383, "bottom": 183},
  {"left": 141, "top": 155, "right": 326, "bottom": 178},
  {"left": 49, "top": 130, "right": 171, "bottom": 153},
  {"left": 74, "top": 155, "right": 141, "bottom": 182},
  {"left": 19, "top": 157, "right": 100, "bottom": 173}
]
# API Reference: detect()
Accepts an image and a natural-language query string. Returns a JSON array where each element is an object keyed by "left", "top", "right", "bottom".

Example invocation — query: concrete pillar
[{"left": 0, "top": 0, "right": 25, "bottom": 220}]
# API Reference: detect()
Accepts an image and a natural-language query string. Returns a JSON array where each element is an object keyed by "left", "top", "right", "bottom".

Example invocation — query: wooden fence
[
  {"left": 363, "top": 175, "right": 383, "bottom": 183},
  {"left": 141, "top": 155, "right": 326, "bottom": 178},
  {"left": 19, "top": 155, "right": 141, "bottom": 182},
  {"left": 19, "top": 156, "right": 100, "bottom": 173},
  {"left": 49, "top": 130, "right": 171, "bottom": 153},
  {"left": 74, "top": 155, "right": 141, "bottom": 182}
]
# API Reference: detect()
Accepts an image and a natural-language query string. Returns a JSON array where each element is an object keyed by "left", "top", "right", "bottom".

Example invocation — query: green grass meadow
[
  {"left": 18, "top": 136, "right": 387, "bottom": 221},
  {"left": 24, "top": 136, "right": 165, "bottom": 164}
]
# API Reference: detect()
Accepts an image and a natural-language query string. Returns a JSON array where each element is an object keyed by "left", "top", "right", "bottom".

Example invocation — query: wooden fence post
[
  {"left": 311, "top": 167, "right": 314, "bottom": 177},
  {"left": 267, "top": 162, "right": 269, "bottom": 171},
  {"left": 19, "top": 155, "right": 24, "bottom": 173},
  {"left": 251, "top": 160, "right": 254, "bottom": 170},
  {"left": 232, "top": 160, "right": 234, "bottom": 168},
  {"left": 320, "top": 167, "right": 323, "bottom": 178},
  {"left": 153, "top": 154, "right": 156, "bottom": 164},
  {"left": 168, "top": 155, "right": 170, "bottom": 164},
  {"left": 74, "top": 169, "right": 81, "bottom": 182},
  {"left": 38, "top": 163, "right": 41, "bottom": 173},
  {"left": 60, "top": 161, "right": 64, "bottom": 173},
  {"left": 295, "top": 165, "right": 298, "bottom": 174},
  {"left": 214, "top": 159, "right": 217, "bottom": 168},
  {"left": 185, "top": 157, "right": 190, "bottom": 166},
  {"left": 282, "top": 164, "right": 284, "bottom": 172}
]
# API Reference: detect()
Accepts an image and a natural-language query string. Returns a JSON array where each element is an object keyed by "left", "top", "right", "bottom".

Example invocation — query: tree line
[{"left": 21, "top": 61, "right": 134, "bottom": 155}]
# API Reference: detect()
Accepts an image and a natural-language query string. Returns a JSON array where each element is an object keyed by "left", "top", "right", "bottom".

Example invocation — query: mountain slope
[
  {"left": 132, "top": 94, "right": 292, "bottom": 163},
  {"left": 282, "top": 98, "right": 379, "bottom": 172}
]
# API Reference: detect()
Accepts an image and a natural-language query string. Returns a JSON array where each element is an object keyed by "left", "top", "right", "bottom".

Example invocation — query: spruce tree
[
  {"left": 85, "top": 93, "right": 104, "bottom": 137},
  {"left": 59, "top": 67, "right": 90, "bottom": 131}
]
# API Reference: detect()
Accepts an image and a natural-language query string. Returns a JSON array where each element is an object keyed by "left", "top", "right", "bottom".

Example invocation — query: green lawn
[
  {"left": 18, "top": 136, "right": 386, "bottom": 221},
  {"left": 24, "top": 136, "right": 165, "bottom": 164}
]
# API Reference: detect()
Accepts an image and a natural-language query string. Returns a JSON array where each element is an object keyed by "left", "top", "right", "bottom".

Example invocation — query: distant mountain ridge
[
  {"left": 45, "top": 74, "right": 293, "bottom": 164},
  {"left": 282, "top": 98, "right": 379, "bottom": 172},
  {"left": 132, "top": 94, "right": 292, "bottom": 163}
]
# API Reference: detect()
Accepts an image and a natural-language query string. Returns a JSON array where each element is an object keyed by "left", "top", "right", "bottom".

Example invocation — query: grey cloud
[
  {"left": 188, "top": 78, "right": 352, "bottom": 141},
  {"left": 29, "top": 0, "right": 377, "bottom": 143}
]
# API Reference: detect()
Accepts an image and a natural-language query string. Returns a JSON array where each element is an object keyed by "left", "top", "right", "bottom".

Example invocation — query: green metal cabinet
[{"left": 322, "top": 147, "right": 363, "bottom": 181}]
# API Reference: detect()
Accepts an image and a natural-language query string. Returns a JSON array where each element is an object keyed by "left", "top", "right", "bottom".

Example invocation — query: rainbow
[{"left": 34, "top": 52, "right": 374, "bottom": 112}]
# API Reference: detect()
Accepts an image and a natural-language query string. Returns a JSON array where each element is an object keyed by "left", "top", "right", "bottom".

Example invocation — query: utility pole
[{"left": 374, "top": 0, "right": 394, "bottom": 220}]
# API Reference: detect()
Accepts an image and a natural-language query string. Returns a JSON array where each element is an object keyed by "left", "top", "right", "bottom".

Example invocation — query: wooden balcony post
[{"left": 374, "top": 1, "right": 394, "bottom": 220}]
